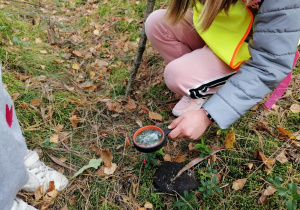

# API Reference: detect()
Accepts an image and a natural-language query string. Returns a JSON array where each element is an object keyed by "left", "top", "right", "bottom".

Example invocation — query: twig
[
  {"left": 125, "top": 0, "right": 156, "bottom": 97},
  {"left": 134, "top": 162, "right": 143, "bottom": 201},
  {"left": 172, "top": 145, "right": 226, "bottom": 181}
]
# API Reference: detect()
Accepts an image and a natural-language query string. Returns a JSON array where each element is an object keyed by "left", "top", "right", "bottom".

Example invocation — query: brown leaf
[
  {"left": 276, "top": 127, "right": 296, "bottom": 140},
  {"left": 12, "top": 93, "right": 20, "bottom": 101},
  {"left": 136, "top": 119, "right": 143, "bottom": 127},
  {"left": 46, "top": 181, "right": 55, "bottom": 193},
  {"left": 43, "top": 189, "right": 59, "bottom": 203},
  {"left": 69, "top": 115, "right": 82, "bottom": 128},
  {"left": 124, "top": 98, "right": 137, "bottom": 111},
  {"left": 149, "top": 111, "right": 162, "bottom": 121},
  {"left": 19, "top": 102, "right": 29, "bottom": 109},
  {"left": 90, "top": 145, "right": 101, "bottom": 155},
  {"left": 232, "top": 178, "right": 247, "bottom": 191},
  {"left": 255, "top": 150, "right": 267, "bottom": 162},
  {"left": 72, "top": 50, "right": 82, "bottom": 57},
  {"left": 139, "top": 105, "right": 149, "bottom": 114},
  {"left": 276, "top": 150, "right": 289, "bottom": 164},
  {"left": 144, "top": 202, "right": 153, "bottom": 209},
  {"left": 35, "top": 185, "right": 44, "bottom": 201},
  {"left": 173, "top": 154, "right": 187, "bottom": 163},
  {"left": 290, "top": 104, "right": 300, "bottom": 113},
  {"left": 264, "top": 158, "right": 276, "bottom": 175},
  {"left": 61, "top": 204, "right": 68, "bottom": 210},
  {"left": 100, "top": 149, "right": 113, "bottom": 167},
  {"left": 125, "top": 136, "right": 133, "bottom": 149},
  {"left": 225, "top": 130, "right": 235, "bottom": 148},
  {"left": 103, "top": 163, "right": 118, "bottom": 175},
  {"left": 258, "top": 186, "right": 277, "bottom": 204},
  {"left": 163, "top": 154, "right": 172, "bottom": 161},
  {"left": 50, "top": 133, "right": 59, "bottom": 144},
  {"left": 106, "top": 101, "right": 122, "bottom": 113},
  {"left": 247, "top": 163, "right": 254, "bottom": 170},
  {"left": 188, "top": 142, "right": 197, "bottom": 151}
]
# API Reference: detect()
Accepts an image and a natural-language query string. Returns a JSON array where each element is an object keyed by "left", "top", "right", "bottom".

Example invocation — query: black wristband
[{"left": 204, "top": 110, "right": 215, "bottom": 123}]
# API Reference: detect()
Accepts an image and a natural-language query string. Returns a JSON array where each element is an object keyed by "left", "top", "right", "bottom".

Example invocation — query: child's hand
[{"left": 167, "top": 109, "right": 212, "bottom": 140}]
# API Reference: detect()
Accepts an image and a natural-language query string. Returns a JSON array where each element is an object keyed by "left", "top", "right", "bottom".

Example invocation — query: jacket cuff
[{"left": 202, "top": 94, "right": 241, "bottom": 129}]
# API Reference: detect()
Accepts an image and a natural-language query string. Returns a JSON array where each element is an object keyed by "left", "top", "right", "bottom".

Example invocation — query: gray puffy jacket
[{"left": 203, "top": 0, "right": 300, "bottom": 129}]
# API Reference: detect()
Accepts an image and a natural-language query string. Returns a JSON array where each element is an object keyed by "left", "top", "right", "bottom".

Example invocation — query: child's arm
[{"left": 202, "top": 0, "right": 300, "bottom": 129}]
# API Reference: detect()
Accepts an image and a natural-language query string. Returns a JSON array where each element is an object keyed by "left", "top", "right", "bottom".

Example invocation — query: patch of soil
[{"left": 153, "top": 161, "right": 199, "bottom": 194}]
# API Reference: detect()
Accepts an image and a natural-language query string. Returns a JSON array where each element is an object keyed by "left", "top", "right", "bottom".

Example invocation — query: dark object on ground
[{"left": 153, "top": 161, "right": 199, "bottom": 194}]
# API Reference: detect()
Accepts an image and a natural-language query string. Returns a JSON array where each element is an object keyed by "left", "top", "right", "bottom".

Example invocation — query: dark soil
[{"left": 153, "top": 161, "right": 199, "bottom": 194}]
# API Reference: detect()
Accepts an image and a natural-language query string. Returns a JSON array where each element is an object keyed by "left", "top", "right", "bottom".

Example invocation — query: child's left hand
[{"left": 167, "top": 109, "right": 212, "bottom": 140}]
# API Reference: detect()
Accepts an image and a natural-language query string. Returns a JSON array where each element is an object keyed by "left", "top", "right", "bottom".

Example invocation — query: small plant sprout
[
  {"left": 267, "top": 175, "right": 284, "bottom": 188},
  {"left": 173, "top": 191, "right": 200, "bottom": 210},
  {"left": 141, "top": 149, "right": 164, "bottom": 169},
  {"left": 198, "top": 175, "right": 222, "bottom": 198},
  {"left": 276, "top": 183, "right": 300, "bottom": 210},
  {"left": 198, "top": 162, "right": 218, "bottom": 180},
  {"left": 194, "top": 136, "right": 211, "bottom": 158},
  {"left": 268, "top": 176, "right": 300, "bottom": 210}
]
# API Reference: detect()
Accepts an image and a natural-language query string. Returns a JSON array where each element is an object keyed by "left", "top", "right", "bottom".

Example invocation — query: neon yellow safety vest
[{"left": 193, "top": 1, "right": 253, "bottom": 69}]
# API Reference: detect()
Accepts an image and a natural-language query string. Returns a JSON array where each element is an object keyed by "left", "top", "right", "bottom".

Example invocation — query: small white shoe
[
  {"left": 172, "top": 96, "right": 209, "bottom": 117},
  {"left": 22, "top": 150, "right": 69, "bottom": 193},
  {"left": 10, "top": 197, "right": 37, "bottom": 210}
]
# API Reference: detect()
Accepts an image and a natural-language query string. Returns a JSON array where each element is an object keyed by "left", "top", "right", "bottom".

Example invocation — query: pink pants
[{"left": 145, "top": 9, "right": 236, "bottom": 98}]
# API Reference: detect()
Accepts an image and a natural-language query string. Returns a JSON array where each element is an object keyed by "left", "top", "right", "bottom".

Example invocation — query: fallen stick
[{"left": 172, "top": 145, "right": 226, "bottom": 181}]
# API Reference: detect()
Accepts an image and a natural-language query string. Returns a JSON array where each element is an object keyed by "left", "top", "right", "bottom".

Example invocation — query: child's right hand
[{"left": 167, "top": 108, "right": 212, "bottom": 140}]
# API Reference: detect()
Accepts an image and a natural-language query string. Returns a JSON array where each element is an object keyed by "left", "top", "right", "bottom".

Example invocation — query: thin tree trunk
[{"left": 125, "top": 0, "right": 156, "bottom": 97}]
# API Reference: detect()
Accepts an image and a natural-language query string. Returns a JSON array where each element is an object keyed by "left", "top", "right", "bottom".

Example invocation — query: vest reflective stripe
[{"left": 193, "top": 1, "right": 253, "bottom": 69}]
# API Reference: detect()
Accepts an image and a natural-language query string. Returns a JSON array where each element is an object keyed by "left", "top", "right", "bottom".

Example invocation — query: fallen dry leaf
[
  {"left": 225, "top": 130, "right": 235, "bottom": 148},
  {"left": 276, "top": 127, "right": 296, "bottom": 140},
  {"left": 100, "top": 149, "right": 113, "bottom": 167},
  {"left": 258, "top": 186, "right": 277, "bottom": 204},
  {"left": 30, "top": 98, "right": 41, "bottom": 107},
  {"left": 125, "top": 136, "right": 133, "bottom": 149},
  {"left": 61, "top": 204, "right": 68, "bottom": 210},
  {"left": 103, "top": 163, "right": 117, "bottom": 175},
  {"left": 72, "top": 50, "right": 82, "bottom": 57},
  {"left": 276, "top": 150, "right": 289, "bottom": 164},
  {"left": 264, "top": 158, "right": 276, "bottom": 175},
  {"left": 188, "top": 142, "right": 197, "bottom": 151},
  {"left": 19, "top": 102, "right": 29, "bottom": 109},
  {"left": 72, "top": 63, "right": 80, "bottom": 70},
  {"left": 163, "top": 154, "right": 172, "bottom": 161},
  {"left": 255, "top": 150, "right": 267, "bottom": 162},
  {"left": 35, "top": 185, "right": 44, "bottom": 201},
  {"left": 46, "top": 181, "right": 55, "bottom": 193},
  {"left": 144, "top": 202, "right": 153, "bottom": 209},
  {"left": 290, "top": 104, "right": 300, "bottom": 113},
  {"left": 149, "top": 111, "right": 162, "bottom": 121},
  {"left": 69, "top": 115, "right": 82, "bottom": 128},
  {"left": 124, "top": 98, "right": 137, "bottom": 111},
  {"left": 173, "top": 154, "right": 187, "bottom": 163},
  {"left": 247, "top": 163, "right": 254, "bottom": 170},
  {"left": 232, "top": 178, "right": 247, "bottom": 191},
  {"left": 136, "top": 119, "right": 143, "bottom": 127},
  {"left": 50, "top": 133, "right": 59, "bottom": 144},
  {"left": 106, "top": 101, "right": 122, "bottom": 113},
  {"left": 43, "top": 189, "right": 59, "bottom": 203},
  {"left": 12, "top": 93, "right": 20, "bottom": 101}
]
